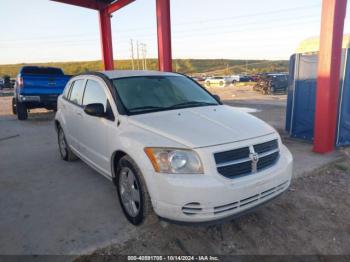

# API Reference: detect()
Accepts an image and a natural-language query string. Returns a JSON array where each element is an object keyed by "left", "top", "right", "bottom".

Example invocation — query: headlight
[{"left": 144, "top": 148, "right": 203, "bottom": 174}]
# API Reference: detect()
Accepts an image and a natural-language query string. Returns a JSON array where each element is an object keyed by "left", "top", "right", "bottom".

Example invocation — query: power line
[{"left": 1, "top": 4, "right": 320, "bottom": 43}]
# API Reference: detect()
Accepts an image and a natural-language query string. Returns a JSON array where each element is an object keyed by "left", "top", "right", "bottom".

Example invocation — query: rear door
[{"left": 64, "top": 78, "right": 86, "bottom": 152}]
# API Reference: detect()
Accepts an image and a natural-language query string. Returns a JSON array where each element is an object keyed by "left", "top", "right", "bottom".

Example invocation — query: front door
[{"left": 79, "top": 78, "right": 114, "bottom": 177}]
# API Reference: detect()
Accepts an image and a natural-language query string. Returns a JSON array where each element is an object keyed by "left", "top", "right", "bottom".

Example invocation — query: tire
[
  {"left": 16, "top": 101, "right": 28, "bottom": 120},
  {"left": 57, "top": 126, "right": 78, "bottom": 161},
  {"left": 206, "top": 81, "right": 211, "bottom": 87},
  {"left": 12, "top": 98, "right": 17, "bottom": 115},
  {"left": 116, "top": 155, "right": 155, "bottom": 226},
  {"left": 219, "top": 81, "right": 224, "bottom": 86}
]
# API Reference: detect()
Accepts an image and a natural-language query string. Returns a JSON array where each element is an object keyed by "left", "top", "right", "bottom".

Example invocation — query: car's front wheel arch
[
  {"left": 111, "top": 150, "right": 127, "bottom": 184},
  {"left": 113, "top": 154, "right": 156, "bottom": 225}
]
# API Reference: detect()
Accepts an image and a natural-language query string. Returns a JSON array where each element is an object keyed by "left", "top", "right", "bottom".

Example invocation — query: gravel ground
[{"left": 77, "top": 160, "right": 350, "bottom": 258}]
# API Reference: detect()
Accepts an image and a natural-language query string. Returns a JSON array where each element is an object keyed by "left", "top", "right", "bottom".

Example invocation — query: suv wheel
[
  {"left": 116, "top": 155, "right": 155, "bottom": 225},
  {"left": 12, "top": 98, "right": 17, "bottom": 115},
  {"left": 16, "top": 101, "right": 28, "bottom": 120},
  {"left": 57, "top": 126, "right": 78, "bottom": 161}
]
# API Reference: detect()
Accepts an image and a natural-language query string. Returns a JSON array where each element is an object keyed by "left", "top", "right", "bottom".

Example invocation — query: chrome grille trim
[{"left": 214, "top": 139, "right": 279, "bottom": 178}]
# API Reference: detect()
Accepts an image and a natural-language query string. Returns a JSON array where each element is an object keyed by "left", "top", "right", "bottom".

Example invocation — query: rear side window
[
  {"left": 68, "top": 79, "right": 85, "bottom": 105},
  {"left": 63, "top": 82, "right": 73, "bottom": 98},
  {"left": 82, "top": 80, "right": 107, "bottom": 110},
  {"left": 21, "top": 67, "right": 64, "bottom": 75}
]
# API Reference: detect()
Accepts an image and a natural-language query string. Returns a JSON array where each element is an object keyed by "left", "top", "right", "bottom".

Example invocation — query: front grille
[
  {"left": 217, "top": 160, "right": 252, "bottom": 178},
  {"left": 182, "top": 202, "right": 202, "bottom": 215},
  {"left": 214, "top": 139, "right": 279, "bottom": 179},
  {"left": 254, "top": 140, "right": 278, "bottom": 154},
  {"left": 181, "top": 180, "right": 290, "bottom": 216},
  {"left": 214, "top": 147, "right": 250, "bottom": 164},
  {"left": 213, "top": 180, "right": 289, "bottom": 215},
  {"left": 257, "top": 151, "right": 279, "bottom": 170}
]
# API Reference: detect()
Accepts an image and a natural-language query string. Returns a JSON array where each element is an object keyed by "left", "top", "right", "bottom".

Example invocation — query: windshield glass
[{"left": 112, "top": 75, "right": 218, "bottom": 114}]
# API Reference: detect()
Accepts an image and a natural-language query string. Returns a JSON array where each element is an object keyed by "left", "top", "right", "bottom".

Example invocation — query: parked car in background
[
  {"left": 191, "top": 76, "right": 206, "bottom": 82},
  {"left": 231, "top": 75, "right": 253, "bottom": 83},
  {"left": 10, "top": 78, "right": 16, "bottom": 88},
  {"left": 0, "top": 78, "right": 4, "bottom": 89},
  {"left": 250, "top": 75, "right": 259, "bottom": 82},
  {"left": 205, "top": 76, "right": 231, "bottom": 86},
  {"left": 55, "top": 70, "right": 293, "bottom": 226},
  {"left": 253, "top": 73, "right": 289, "bottom": 95},
  {"left": 13, "top": 66, "right": 71, "bottom": 120}
]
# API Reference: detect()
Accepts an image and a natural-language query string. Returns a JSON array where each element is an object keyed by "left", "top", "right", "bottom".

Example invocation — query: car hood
[{"left": 128, "top": 105, "right": 276, "bottom": 148}]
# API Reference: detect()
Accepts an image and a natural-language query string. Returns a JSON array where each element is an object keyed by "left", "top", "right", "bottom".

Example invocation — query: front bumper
[{"left": 148, "top": 145, "right": 293, "bottom": 223}]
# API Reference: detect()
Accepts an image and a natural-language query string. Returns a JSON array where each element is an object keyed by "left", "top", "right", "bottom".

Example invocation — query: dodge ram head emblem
[{"left": 249, "top": 152, "right": 259, "bottom": 173}]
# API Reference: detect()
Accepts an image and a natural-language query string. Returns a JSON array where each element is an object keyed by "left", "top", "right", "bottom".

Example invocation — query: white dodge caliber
[{"left": 55, "top": 70, "right": 293, "bottom": 226}]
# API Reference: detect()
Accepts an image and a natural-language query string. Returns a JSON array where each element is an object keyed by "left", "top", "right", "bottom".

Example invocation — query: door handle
[{"left": 76, "top": 112, "right": 83, "bottom": 116}]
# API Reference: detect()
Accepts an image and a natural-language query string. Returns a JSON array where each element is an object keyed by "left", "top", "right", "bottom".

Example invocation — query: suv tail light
[{"left": 17, "top": 76, "right": 23, "bottom": 88}]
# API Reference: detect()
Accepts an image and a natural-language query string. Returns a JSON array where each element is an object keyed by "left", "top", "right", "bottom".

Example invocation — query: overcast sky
[{"left": 0, "top": 0, "right": 349, "bottom": 64}]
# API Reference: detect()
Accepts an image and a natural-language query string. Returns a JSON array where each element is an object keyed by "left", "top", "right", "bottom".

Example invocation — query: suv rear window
[{"left": 21, "top": 67, "right": 64, "bottom": 75}]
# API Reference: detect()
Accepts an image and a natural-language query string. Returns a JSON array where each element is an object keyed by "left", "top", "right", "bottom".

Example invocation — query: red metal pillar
[
  {"left": 156, "top": 0, "right": 172, "bottom": 72},
  {"left": 99, "top": 8, "right": 114, "bottom": 70},
  {"left": 313, "top": 0, "right": 347, "bottom": 153}
]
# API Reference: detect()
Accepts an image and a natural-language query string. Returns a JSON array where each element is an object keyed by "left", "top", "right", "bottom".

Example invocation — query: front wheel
[{"left": 116, "top": 155, "right": 154, "bottom": 226}]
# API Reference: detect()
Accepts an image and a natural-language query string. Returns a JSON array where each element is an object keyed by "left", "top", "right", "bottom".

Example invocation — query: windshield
[{"left": 112, "top": 75, "right": 219, "bottom": 114}]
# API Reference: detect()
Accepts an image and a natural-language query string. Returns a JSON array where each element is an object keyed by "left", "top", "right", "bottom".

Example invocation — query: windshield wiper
[
  {"left": 128, "top": 106, "right": 166, "bottom": 112},
  {"left": 168, "top": 101, "right": 218, "bottom": 109},
  {"left": 129, "top": 102, "right": 218, "bottom": 113}
]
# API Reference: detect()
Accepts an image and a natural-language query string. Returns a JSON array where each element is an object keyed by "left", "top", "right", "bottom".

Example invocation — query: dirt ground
[{"left": 77, "top": 160, "right": 350, "bottom": 258}]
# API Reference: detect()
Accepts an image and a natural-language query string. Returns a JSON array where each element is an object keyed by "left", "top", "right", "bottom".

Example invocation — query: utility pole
[
  {"left": 140, "top": 43, "right": 147, "bottom": 70},
  {"left": 130, "top": 39, "right": 135, "bottom": 70},
  {"left": 140, "top": 43, "right": 144, "bottom": 70},
  {"left": 144, "top": 44, "right": 148, "bottom": 70},
  {"left": 136, "top": 41, "right": 140, "bottom": 70}
]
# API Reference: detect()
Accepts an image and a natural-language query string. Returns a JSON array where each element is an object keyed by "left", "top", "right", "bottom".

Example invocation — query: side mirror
[
  {"left": 84, "top": 103, "right": 106, "bottom": 117},
  {"left": 213, "top": 94, "right": 221, "bottom": 103}
]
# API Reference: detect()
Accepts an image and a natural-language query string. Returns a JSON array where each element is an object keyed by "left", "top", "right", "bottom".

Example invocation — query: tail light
[{"left": 17, "top": 76, "right": 23, "bottom": 88}]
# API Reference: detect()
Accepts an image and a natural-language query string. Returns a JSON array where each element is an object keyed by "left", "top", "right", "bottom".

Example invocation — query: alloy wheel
[{"left": 119, "top": 167, "right": 141, "bottom": 217}]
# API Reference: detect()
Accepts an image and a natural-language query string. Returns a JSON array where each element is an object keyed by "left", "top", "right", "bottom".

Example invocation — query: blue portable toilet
[{"left": 286, "top": 35, "right": 350, "bottom": 146}]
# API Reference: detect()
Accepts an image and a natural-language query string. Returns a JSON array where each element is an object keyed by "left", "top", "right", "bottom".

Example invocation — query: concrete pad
[{"left": 0, "top": 113, "right": 136, "bottom": 255}]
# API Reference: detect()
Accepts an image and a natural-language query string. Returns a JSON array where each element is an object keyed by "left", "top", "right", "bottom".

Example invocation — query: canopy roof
[
  {"left": 51, "top": 0, "right": 122, "bottom": 10},
  {"left": 296, "top": 34, "right": 350, "bottom": 54}
]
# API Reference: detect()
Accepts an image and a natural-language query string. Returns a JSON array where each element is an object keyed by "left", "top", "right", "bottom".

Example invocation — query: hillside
[{"left": 0, "top": 59, "right": 289, "bottom": 78}]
